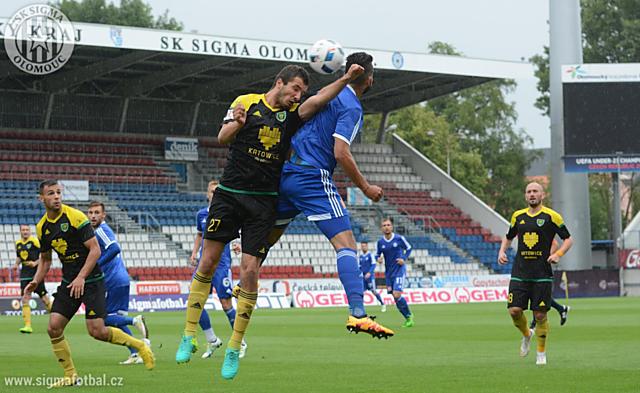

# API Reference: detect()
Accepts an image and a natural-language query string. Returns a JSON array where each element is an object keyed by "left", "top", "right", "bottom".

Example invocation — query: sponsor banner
[
  {"left": 60, "top": 180, "right": 90, "bottom": 201},
  {"left": 420, "top": 274, "right": 511, "bottom": 289},
  {"left": 135, "top": 282, "right": 181, "bottom": 295},
  {"left": 292, "top": 287, "right": 508, "bottom": 308},
  {"left": 563, "top": 156, "right": 640, "bottom": 173},
  {"left": 562, "top": 64, "right": 640, "bottom": 83},
  {"left": 256, "top": 278, "right": 343, "bottom": 295},
  {"left": 553, "top": 270, "right": 620, "bottom": 298},
  {"left": 164, "top": 137, "right": 198, "bottom": 161},
  {"left": 0, "top": 298, "right": 50, "bottom": 316},
  {"left": 619, "top": 249, "right": 640, "bottom": 269},
  {"left": 129, "top": 293, "right": 290, "bottom": 312},
  {"left": 346, "top": 187, "right": 372, "bottom": 206}
]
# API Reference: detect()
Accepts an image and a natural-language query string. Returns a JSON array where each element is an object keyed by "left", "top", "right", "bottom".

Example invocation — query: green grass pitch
[{"left": 0, "top": 297, "right": 638, "bottom": 392}]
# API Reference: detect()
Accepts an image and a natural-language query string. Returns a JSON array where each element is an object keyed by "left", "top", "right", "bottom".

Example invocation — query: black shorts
[
  {"left": 203, "top": 187, "right": 277, "bottom": 260},
  {"left": 507, "top": 280, "right": 552, "bottom": 311},
  {"left": 20, "top": 279, "right": 47, "bottom": 297},
  {"left": 51, "top": 280, "right": 106, "bottom": 320}
]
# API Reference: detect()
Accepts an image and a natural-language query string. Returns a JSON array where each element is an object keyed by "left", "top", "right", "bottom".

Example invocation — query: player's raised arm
[
  {"left": 298, "top": 64, "right": 364, "bottom": 121},
  {"left": 217, "top": 102, "right": 247, "bottom": 144}
]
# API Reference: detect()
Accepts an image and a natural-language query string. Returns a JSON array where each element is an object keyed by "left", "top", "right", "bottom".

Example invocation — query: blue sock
[
  {"left": 199, "top": 309, "right": 212, "bottom": 331},
  {"left": 336, "top": 248, "right": 365, "bottom": 317},
  {"left": 104, "top": 314, "right": 134, "bottom": 328},
  {"left": 395, "top": 296, "right": 412, "bottom": 319},
  {"left": 373, "top": 290, "right": 384, "bottom": 306},
  {"left": 224, "top": 307, "right": 236, "bottom": 329},
  {"left": 120, "top": 325, "right": 137, "bottom": 354}
]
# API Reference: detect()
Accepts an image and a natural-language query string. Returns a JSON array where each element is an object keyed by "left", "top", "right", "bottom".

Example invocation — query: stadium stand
[{"left": 0, "top": 130, "right": 512, "bottom": 283}]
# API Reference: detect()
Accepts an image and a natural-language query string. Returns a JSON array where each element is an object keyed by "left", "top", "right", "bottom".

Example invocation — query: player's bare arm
[
  {"left": 334, "top": 138, "right": 383, "bottom": 201},
  {"left": 217, "top": 104, "right": 247, "bottom": 144},
  {"left": 548, "top": 236, "right": 573, "bottom": 264},
  {"left": 498, "top": 237, "right": 512, "bottom": 265},
  {"left": 298, "top": 64, "right": 365, "bottom": 121},
  {"left": 24, "top": 249, "right": 52, "bottom": 297},
  {"left": 67, "top": 237, "right": 101, "bottom": 299}
]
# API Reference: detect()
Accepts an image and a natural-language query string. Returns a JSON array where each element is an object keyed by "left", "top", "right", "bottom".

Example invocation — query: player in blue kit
[
  {"left": 189, "top": 180, "right": 246, "bottom": 360},
  {"left": 376, "top": 217, "right": 414, "bottom": 327},
  {"left": 268, "top": 52, "right": 394, "bottom": 339},
  {"left": 359, "top": 240, "right": 386, "bottom": 312},
  {"left": 87, "top": 201, "right": 150, "bottom": 365}
]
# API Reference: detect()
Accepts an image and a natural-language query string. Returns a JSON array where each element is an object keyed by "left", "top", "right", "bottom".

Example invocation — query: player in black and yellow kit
[
  {"left": 176, "top": 63, "right": 382, "bottom": 381},
  {"left": 498, "top": 182, "right": 573, "bottom": 366},
  {"left": 24, "top": 180, "right": 155, "bottom": 387},
  {"left": 14, "top": 224, "right": 52, "bottom": 333}
]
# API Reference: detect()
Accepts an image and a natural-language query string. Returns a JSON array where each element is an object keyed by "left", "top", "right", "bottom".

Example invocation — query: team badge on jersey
[
  {"left": 61, "top": 223, "right": 69, "bottom": 232},
  {"left": 258, "top": 126, "right": 281, "bottom": 150},
  {"left": 276, "top": 111, "right": 287, "bottom": 122},
  {"left": 523, "top": 232, "right": 539, "bottom": 249},
  {"left": 536, "top": 219, "right": 545, "bottom": 227}
]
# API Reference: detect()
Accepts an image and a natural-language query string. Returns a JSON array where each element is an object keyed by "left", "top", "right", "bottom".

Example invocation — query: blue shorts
[
  {"left": 362, "top": 276, "right": 376, "bottom": 291},
  {"left": 385, "top": 273, "right": 406, "bottom": 294},
  {"left": 213, "top": 265, "right": 233, "bottom": 299},
  {"left": 106, "top": 284, "right": 130, "bottom": 315},
  {"left": 276, "top": 162, "right": 351, "bottom": 239}
]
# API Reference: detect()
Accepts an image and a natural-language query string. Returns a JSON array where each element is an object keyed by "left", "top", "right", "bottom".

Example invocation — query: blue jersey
[
  {"left": 290, "top": 85, "right": 363, "bottom": 174},
  {"left": 359, "top": 252, "right": 376, "bottom": 276},
  {"left": 375, "top": 233, "right": 412, "bottom": 277},
  {"left": 94, "top": 222, "right": 129, "bottom": 289},
  {"left": 196, "top": 206, "right": 231, "bottom": 269}
]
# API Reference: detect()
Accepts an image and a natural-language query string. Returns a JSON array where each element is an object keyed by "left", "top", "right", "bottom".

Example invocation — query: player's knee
[
  {"left": 508, "top": 308, "right": 522, "bottom": 319},
  {"left": 533, "top": 311, "right": 547, "bottom": 321},
  {"left": 47, "top": 324, "right": 63, "bottom": 338},
  {"left": 88, "top": 325, "right": 109, "bottom": 341}
]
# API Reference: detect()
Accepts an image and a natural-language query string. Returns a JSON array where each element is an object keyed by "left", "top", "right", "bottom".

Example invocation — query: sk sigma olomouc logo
[{"left": 4, "top": 4, "right": 75, "bottom": 75}]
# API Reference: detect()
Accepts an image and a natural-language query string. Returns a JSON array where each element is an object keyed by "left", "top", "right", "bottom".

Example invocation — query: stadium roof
[{"left": 0, "top": 19, "right": 534, "bottom": 135}]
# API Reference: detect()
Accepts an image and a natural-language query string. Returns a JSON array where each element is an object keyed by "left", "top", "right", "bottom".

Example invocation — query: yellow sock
[
  {"left": 51, "top": 335, "right": 76, "bottom": 376},
  {"left": 535, "top": 317, "right": 549, "bottom": 353},
  {"left": 22, "top": 304, "right": 31, "bottom": 327},
  {"left": 184, "top": 271, "right": 212, "bottom": 336},
  {"left": 511, "top": 313, "right": 530, "bottom": 337},
  {"left": 229, "top": 289, "right": 257, "bottom": 350},
  {"left": 42, "top": 297, "right": 52, "bottom": 313},
  {"left": 107, "top": 327, "right": 146, "bottom": 351}
]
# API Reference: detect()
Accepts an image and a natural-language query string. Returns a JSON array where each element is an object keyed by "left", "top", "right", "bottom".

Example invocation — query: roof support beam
[{"left": 187, "top": 63, "right": 285, "bottom": 101}]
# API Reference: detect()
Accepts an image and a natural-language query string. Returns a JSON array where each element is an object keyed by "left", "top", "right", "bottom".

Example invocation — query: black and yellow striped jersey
[
  {"left": 219, "top": 93, "right": 303, "bottom": 195},
  {"left": 36, "top": 204, "right": 102, "bottom": 284},
  {"left": 15, "top": 235, "right": 40, "bottom": 280},
  {"left": 506, "top": 206, "right": 571, "bottom": 280}
]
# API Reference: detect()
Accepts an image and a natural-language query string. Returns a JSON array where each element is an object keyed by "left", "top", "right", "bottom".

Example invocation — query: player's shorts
[
  {"left": 275, "top": 162, "right": 351, "bottom": 239},
  {"left": 20, "top": 279, "right": 47, "bottom": 297},
  {"left": 362, "top": 276, "right": 376, "bottom": 291},
  {"left": 213, "top": 266, "right": 233, "bottom": 299},
  {"left": 106, "top": 284, "right": 130, "bottom": 315},
  {"left": 203, "top": 187, "right": 277, "bottom": 260},
  {"left": 385, "top": 273, "right": 406, "bottom": 294},
  {"left": 507, "top": 279, "right": 552, "bottom": 311},
  {"left": 51, "top": 279, "right": 106, "bottom": 320}
]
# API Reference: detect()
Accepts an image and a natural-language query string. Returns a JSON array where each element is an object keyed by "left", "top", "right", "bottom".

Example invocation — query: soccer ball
[{"left": 308, "top": 39, "right": 345, "bottom": 75}]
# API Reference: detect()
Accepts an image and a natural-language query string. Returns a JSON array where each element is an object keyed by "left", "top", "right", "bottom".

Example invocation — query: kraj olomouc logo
[{"left": 4, "top": 4, "right": 75, "bottom": 75}]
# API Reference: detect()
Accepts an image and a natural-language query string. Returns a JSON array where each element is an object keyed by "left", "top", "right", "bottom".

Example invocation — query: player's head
[
  {"left": 271, "top": 65, "right": 309, "bottom": 109},
  {"left": 360, "top": 241, "right": 369, "bottom": 253},
  {"left": 19, "top": 224, "right": 31, "bottom": 240},
  {"left": 207, "top": 180, "right": 218, "bottom": 204},
  {"left": 87, "top": 201, "right": 106, "bottom": 228},
  {"left": 346, "top": 52, "right": 374, "bottom": 95},
  {"left": 38, "top": 180, "right": 62, "bottom": 211},
  {"left": 525, "top": 182, "right": 545, "bottom": 208},
  {"left": 381, "top": 217, "right": 393, "bottom": 235}
]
